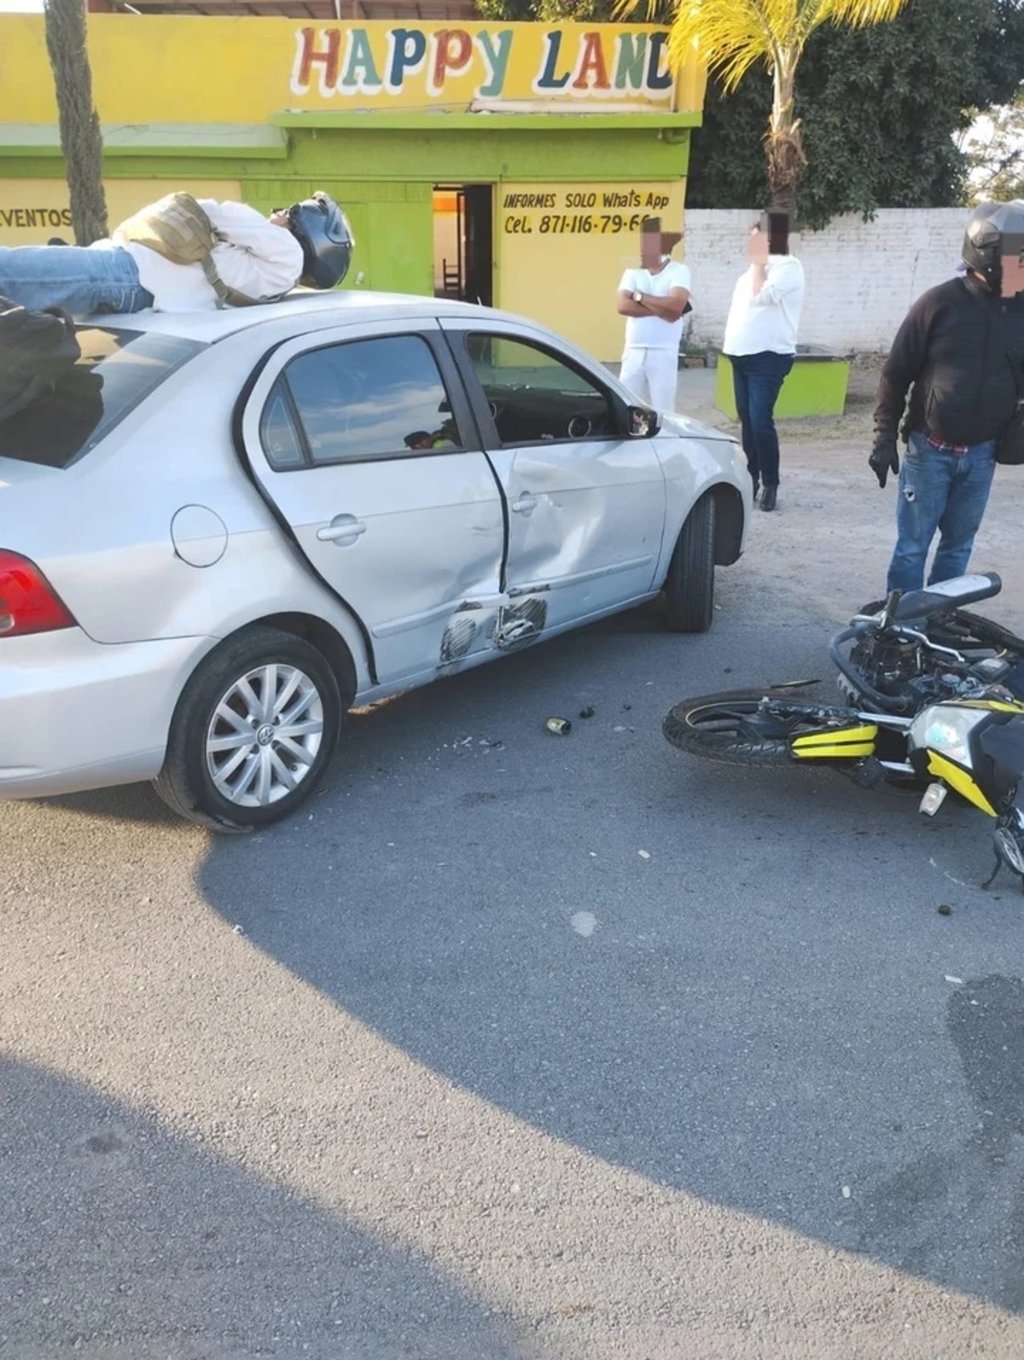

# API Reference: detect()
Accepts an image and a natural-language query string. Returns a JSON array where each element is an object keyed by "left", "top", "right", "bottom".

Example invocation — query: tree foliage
[
  {"left": 476, "top": 0, "right": 1024, "bottom": 226},
  {"left": 686, "top": 0, "right": 1024, "bottom": 226},
  {"left": 960, "top": 98, "right": 1024, "bottom": 204},
  {"left": 615, "top": 0, "right": 910, "bottom": 214},
  {"left": 43, "top": 0, "right": 107, "bottom": 245}
]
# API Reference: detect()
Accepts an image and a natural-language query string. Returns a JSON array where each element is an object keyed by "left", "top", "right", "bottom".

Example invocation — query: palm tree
[
  {"left": 43, "top": 0, "right": 108, "bottom": 245},
  {"left": 619, "top": 0, "right": 909, "bottom": 216}
]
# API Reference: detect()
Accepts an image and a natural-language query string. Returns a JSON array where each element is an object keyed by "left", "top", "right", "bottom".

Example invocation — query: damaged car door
[
  {"left": 441, "top": 323, "right": 667, "bottom": 645},
  {"left": 237, "top": 324, "right": 505, "bottom": 684}
]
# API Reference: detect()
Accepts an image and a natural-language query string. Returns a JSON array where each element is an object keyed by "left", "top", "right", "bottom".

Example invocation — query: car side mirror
[{"left": 627, "top": 405, "right": 660, "bottom": 438}]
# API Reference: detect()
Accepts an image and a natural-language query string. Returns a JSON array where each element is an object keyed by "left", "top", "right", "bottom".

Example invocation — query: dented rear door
[{"left": 238, "top": 321, "right": 505, "bottom": 685}]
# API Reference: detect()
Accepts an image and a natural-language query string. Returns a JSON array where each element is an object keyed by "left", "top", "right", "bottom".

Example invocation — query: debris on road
[
  {"left": 945, "top": 974, "right": 965, "bottom": 985},
  {"left": 545, "top": 717, "right": 572, "bottom": 735},
  {"left": 578, "top": 705, "right": 596, "bottom": 719},
  {"left": 937, "top": 903, "right": 953, "bottom": 916},
  {"left": 571, "top": 911, "right": 597, "bottom": 937},
  {"left": 638, "top": 850, "right": 651, "bottom": 860}
]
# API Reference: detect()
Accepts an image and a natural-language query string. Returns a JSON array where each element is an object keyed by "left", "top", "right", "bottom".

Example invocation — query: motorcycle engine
[{"left": 849, "top": 635, "right": 924, "bottom": 699}]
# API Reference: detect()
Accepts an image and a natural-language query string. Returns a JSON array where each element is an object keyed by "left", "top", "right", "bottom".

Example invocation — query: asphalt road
[{"left": 4, "top": 403, "right": 1024, "bottom": 1359}]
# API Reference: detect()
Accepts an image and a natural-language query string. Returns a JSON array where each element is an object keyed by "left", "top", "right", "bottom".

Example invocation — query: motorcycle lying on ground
[{"left": 663, "top": 573, "right": 1024, "bottom": 889}]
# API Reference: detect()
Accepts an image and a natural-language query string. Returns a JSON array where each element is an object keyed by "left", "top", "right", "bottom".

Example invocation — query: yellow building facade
[{"left": 0, "top": 14, "right": 704, "bottom": 358}]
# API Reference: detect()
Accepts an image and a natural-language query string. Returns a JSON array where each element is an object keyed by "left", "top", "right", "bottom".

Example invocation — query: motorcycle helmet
[
  {"left": 286, "top": 191, "right": 355, "bottom": 290},
  {"left": 962, "top": 200, "right": 1024, "bottom": 293}
]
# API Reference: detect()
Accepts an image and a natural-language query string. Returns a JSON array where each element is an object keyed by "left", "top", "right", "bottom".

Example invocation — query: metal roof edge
[
  {"left": 272, "top": 110, "right": 700, "bottom": 131},
  {"left": 0, "top": 124, "right": 289, "bottom": 159}
]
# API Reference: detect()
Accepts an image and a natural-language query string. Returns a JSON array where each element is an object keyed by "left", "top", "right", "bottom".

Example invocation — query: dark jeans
[
  {"left": 886, "top": 430, "right": 997, "bottom": 593},
  {"left": 728, "top": 350, "right": 794, "bottom": 489}
]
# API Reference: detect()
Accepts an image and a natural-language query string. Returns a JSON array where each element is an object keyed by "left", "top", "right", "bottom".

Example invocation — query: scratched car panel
[{"left": 0, "top": 290, "right": 751, "bottom": 829}]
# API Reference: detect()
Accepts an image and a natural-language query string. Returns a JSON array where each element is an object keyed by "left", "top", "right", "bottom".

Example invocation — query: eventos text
[{"left": 1, "top": 207, "right": 73, "bottom": 230}]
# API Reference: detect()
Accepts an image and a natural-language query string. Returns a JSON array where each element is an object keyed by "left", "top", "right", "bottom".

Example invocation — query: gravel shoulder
[{"left": 673, "top": 356, "right": 1024, "bottom": 634}]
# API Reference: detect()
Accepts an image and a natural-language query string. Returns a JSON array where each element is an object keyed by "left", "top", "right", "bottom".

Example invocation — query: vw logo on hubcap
[{"left": 255, "top": 723, "right": 275, "bottom": 747}]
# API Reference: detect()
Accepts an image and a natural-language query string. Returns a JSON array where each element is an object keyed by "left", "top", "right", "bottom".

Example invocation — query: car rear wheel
[
  {"left": 664, "top": 494, "right": 715, "bottom": 633},
  {"left": 154, "top": 626, "right": 343, "bottom": 832}
]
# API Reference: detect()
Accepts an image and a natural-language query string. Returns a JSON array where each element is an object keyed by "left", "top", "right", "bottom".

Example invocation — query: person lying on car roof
[{"left": 0, "top": 190, "right": 354, "bottom": 317}]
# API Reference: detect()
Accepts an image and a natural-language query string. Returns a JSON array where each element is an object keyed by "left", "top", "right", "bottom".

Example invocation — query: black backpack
[{"left": 0, "top": 295, "right": 82, "bottom": 425}]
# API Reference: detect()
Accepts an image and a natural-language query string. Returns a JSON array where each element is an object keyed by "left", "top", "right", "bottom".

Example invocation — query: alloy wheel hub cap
[{"left": 204, "top": 662, "right": 325, "bottom": 808}]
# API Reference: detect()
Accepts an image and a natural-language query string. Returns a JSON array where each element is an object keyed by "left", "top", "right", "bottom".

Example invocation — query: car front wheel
[
  {"left": 154, "top": 626, "right": 343, "bottom": 831},
  {"left": 664, "top": 494, "right": 716, "bottom": 633}
]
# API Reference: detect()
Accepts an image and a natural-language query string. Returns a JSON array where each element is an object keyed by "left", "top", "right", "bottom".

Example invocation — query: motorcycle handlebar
[
  {"left": 879, "top": 589, "right": 902, "bottom": 630},
  {"left": 828, "top": 626, "right": 912, "bottom": 714},
  {"left": 828, "top": 611, "right": 975, "bottom": 715}
]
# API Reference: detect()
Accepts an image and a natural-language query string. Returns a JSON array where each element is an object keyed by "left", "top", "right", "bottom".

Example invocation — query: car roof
[{"left": 86, "top": 290, "right": 531, "bottom": 342}]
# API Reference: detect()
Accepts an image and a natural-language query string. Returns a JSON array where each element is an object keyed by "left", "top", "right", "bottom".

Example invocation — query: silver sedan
[{"left": 0, "top": 292, "right": 751, "bottom": 830}]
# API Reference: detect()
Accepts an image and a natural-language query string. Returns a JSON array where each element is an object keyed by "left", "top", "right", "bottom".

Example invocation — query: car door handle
[
  {"left": 317, "top": 514, "right": 367, "bottom": 544},
  {"left": 511, "top": 492, "right": 537, "bottom": 515}
]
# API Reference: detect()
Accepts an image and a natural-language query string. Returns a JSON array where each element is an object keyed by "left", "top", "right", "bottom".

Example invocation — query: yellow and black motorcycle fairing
[
  {"left": 790, "top": 723, "right": 878, "bottom": 762},
  {"left": 907, "top": 697, "right": 1024, "bottom": 817}
]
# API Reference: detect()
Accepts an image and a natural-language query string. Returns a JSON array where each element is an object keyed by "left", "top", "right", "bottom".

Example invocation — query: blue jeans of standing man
[
  {"left": 886, "top": 430, "right": 997, "bottom": 593},
  {"left": 728, "top": 350, "right": 795, "bottom": 491},
  {"left": 0, "top": 243, "right": 154, "bottom": 316}
]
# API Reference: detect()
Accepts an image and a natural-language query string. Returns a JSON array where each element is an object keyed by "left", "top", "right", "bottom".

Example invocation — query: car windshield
[{"left": 0, "top": 325, "right": 206, "bottom": 469}]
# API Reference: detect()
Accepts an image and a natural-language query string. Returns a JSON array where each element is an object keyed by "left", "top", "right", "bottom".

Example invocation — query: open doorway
[{"left": 433, "top": 184, "right": 493, "bottom": 306}]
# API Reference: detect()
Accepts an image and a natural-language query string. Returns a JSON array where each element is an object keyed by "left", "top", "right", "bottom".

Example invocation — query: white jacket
[
  {"left": 116, "top": 200, "right": 304, "bottom": 312},
  {"left": 722, "top": 255, "right": 805, "bottom": 357}
]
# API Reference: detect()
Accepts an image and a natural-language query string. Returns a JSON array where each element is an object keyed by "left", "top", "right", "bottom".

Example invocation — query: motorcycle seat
[{"left": 892, "top": 572, "right": 1002, "bottom": 622}]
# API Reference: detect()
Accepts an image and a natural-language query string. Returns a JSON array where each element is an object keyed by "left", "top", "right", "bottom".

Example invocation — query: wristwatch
[{"left": 632, "top": 290, "right": 643, "bottom": 304}]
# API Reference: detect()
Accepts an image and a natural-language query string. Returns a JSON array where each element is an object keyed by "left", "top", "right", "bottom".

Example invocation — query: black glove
[{"left": 869, "top": 435, "right": 899, "bottom": 489}]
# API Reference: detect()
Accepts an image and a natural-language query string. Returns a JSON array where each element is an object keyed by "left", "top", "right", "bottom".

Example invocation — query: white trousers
[{"left": 619, "top": 346, "right": 679, "bottom": 413}]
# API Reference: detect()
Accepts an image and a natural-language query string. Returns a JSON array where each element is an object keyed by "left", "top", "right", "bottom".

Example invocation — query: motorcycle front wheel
[{"left": 663, "top": 688, "right": 846, "bottom": 767}]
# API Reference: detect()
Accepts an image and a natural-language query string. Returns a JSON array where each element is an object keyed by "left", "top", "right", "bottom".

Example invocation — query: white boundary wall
[{"left": 683, "top": 208, "right": 967, "bottom": 352}]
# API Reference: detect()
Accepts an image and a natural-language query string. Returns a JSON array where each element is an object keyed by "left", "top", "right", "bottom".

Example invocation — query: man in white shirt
[
  {"left": 0, "top": 191, "right": 352, "bottom": 317},
  {"left": 722, "top": 221, "right": 805, "bottom": 512},
  {"left": 617, "top": 220, "right": 692, "bottom": 414}
]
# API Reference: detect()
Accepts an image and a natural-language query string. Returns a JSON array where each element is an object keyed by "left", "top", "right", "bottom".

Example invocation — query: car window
[
  {"left": 259, "top": 382, "right": 305, "bottom": 471},
  {"left": 464, "top": 333, "right": 616, "bottom": 446},
  {"left": 270, "top": 334, "right": 463, "bottom": 470},
  {"left": 0, "top": 327, "right": 206, "bottom": 470}
]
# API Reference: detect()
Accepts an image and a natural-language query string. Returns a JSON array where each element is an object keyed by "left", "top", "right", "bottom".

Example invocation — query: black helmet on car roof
[
  {"left": 962, "top": 200, "right": 1024, "bottom": 291},
  {"left": 286, "top": 191, "right": 355, "bottom": 290}
]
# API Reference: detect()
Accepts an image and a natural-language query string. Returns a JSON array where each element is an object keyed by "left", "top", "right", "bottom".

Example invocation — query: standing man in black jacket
[{"left": 870, "top": 201, "right": 1024, "bottom": 592}]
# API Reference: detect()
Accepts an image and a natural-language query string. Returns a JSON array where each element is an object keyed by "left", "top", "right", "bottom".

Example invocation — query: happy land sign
[
  {"left": 289, "top": 24, "right": 677, "bottom": 107},
  {"left": 0, "top": 17, "right": 691, "bottom": 128}
]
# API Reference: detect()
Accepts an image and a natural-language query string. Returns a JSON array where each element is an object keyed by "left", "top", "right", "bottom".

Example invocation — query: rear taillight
[{"left": 0, "top": 550, "right": 76, "bottom": 638}]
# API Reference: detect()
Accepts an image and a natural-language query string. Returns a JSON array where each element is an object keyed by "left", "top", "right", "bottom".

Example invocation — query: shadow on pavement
[
  {"left": 188, "top": 617, "right": 1024, "bottom": 1316},
  {"left": 0, "top": 1056, "right": 541, "bottom": 1360},
  {"left": 16, "top": 600, "right": 1024, "bottom": 1322}
]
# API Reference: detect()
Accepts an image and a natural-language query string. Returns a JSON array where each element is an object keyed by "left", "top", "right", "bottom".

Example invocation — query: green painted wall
[
  {"left": 241, "top": 177, "right": 435, "bottom": 296},
  {"left": 0, "top": 124, "right": 692, "bottom": 329},
  {"left": 0, "top": 126, "right": 690, "bottom": 185}
]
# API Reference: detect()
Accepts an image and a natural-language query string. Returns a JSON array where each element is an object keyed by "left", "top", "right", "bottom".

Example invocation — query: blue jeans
[
  {"left": 728, "top": 350, "right": 794, "bottom": 489},
  {"left": 886, "top": 431, "right": 997, "bottom": 593},
  {"left": 0, "top": 243, "right": 154, "bottom": 316}
]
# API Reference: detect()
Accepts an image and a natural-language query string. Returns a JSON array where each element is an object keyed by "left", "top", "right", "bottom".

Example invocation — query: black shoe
[{"left": 759, "top": 486, "right": 777, "bottom": 512}]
